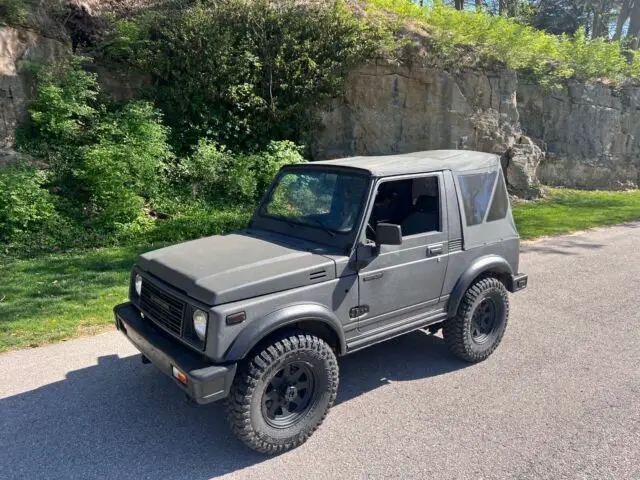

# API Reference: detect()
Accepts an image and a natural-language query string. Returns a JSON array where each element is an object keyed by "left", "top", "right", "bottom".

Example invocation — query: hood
[{"left": 137, "top": 230, "right": 337, "bottom": 305}]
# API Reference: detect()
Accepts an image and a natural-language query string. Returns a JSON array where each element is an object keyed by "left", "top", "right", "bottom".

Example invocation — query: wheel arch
[
  {"left": 447, "top": 255, "right": 513, "bottom": 318},
  {"left": 223, "top": 303, "right": 347, "bottom": 362}
]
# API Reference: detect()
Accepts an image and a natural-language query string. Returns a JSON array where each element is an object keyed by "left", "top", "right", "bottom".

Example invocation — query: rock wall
[
  {"left": 0, "top": 25, "right": 68, "bottom": 164},
  {"left": 517, "top": 81, "right": 640, "bottom": 189},
  {"left": 311, "top": 60, "right": 542, "bottom": 192},
  {"left": 312, "top": 60, "right": 640, "bottom": 191}
]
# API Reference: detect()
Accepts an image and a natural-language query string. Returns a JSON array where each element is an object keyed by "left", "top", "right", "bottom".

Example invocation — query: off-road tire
[
  {"left": 226, "top": 333, "right": 339, "bottom": 454},
  {"left": 443, "top": 276, "right": 509, "bottom": 363}
]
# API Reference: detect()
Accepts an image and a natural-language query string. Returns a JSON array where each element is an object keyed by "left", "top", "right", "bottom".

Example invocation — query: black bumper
[{"left": 114, "top": 302, "right": 236, "bottom": 404}]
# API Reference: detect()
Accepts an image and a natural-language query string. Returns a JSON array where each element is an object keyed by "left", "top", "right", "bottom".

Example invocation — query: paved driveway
[{"left": 1, "top": 224, "right": 639, "bottom": 479}]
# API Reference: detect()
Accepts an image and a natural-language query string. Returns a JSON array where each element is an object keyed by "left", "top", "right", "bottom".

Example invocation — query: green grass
[
  {"left": 513, "top": 188, "right": 640, "bottom": 240},
  {"left": 2, "top": 187, "right": 640, "bottom": 352},
  {"left": 0, "top": 246, "right": 151, "bottom": 351}
]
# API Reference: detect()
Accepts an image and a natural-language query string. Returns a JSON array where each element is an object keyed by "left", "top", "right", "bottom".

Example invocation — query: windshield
[{"left": 260, "top": 169, "right": 369, "bottom": 234}]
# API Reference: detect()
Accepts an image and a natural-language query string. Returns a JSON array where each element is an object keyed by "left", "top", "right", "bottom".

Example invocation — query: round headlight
[
  {"left": 193, "top": 309, "right": 208, "bottom": 340},
  {"left": 134, "top": 274, "right": 143, "bottom": 296}
]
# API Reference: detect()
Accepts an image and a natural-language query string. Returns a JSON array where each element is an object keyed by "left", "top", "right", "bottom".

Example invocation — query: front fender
[
  {"left": 447, "top": 255, "right": 513, "bottom": 318},
  {"left": 223, "top": 303, "right": 347, "bottom": 362}
]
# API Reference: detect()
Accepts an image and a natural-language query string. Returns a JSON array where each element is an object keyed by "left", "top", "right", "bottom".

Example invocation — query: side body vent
[
  {"left": 309, "top": 269, "right": 327, "bottom": 281},
  {"left": 449, "top": 239, "right": 463, "bottom": 252}
]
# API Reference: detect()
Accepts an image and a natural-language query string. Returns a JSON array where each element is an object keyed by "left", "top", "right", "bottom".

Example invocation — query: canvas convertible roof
[{"left": 312, "top": 150, "right": 499, "bottom": 177}]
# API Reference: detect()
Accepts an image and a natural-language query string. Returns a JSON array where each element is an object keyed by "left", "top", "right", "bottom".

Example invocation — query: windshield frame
[{"left": 250, "top": 165, "right": 372, "bottom": 251}]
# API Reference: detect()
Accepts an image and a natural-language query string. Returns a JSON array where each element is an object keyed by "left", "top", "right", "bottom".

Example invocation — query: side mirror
[{"left": 376, "top": 223, "right": 403, "bottom": 246}]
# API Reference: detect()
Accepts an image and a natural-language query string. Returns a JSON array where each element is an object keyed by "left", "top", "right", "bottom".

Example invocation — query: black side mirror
[{"left": 376, "top": 223, "right": 403, "bottom": 246}]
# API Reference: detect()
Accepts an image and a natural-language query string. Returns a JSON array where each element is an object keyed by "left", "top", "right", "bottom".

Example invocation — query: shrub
[
  {"left": 101, "top": 0, "right": 384, "bottom": 152},
  {"left": 78, "top": 102, "right": 172, "bottom": 226},
  {"left": 18, "top": 56, "right": 99, "bottom": 168},
  {"left": 0, "top": 164, "right": 56, "bottom": 239},
  {"left": 18, "top": 57, "right": 173, "bottom": 228},
  {"left": 178, "top": 139, "right": 304, "bottom": 205},
  {"left": 366, "top": 0, "right": 640, "bottom": 88},
  {"left": 0, "top": 0, "right": 28, "bottom": 25}
]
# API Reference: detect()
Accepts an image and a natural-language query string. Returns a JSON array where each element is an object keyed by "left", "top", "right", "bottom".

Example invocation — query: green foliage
[
  {"left": 18, "top": 57, "right": 173, "bottom": 228},
  {"left": 367, "top": 0, "right": 640, "bottom": 87},
  {"left": 19, "top": 57, "right": 99, "bottom": 164},
  {"left": 78, "top": 102, "right": 172, "bottom": 225},
  {"left": 0, "top": 164, "right": 56, "bottom": 239},
  {"left": 557, "top": 27, "right": 629, "bottom": 83},
  {"left": 0, "top": 0, "right": 28, "bottom": 25},
  {"left": 101, "top": 0, "right": 384, "bottom": 152},
  {"left": 11, "top": 56, "right": 300, "bottom": 255},
  {"left": 177, "top": 140, "right": 305, "bottom": 205}
]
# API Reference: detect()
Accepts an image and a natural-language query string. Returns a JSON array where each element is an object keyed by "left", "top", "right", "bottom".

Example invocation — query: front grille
[{"left": 140, "top": 280, "right": 185, "bottom": 336}]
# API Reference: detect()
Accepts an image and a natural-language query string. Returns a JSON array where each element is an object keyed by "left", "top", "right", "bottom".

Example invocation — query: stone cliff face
[
  {"left": 518, "top": 81, "right": 640, "bottom": 189},
  {"left": 312, "top": 60, "right": 640, "bottom": 191},
  {"left": 0, "top": 25, "right": 68, "bottom": 164}
]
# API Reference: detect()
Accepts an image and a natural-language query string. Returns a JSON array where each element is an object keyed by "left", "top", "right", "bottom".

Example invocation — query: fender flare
[
  {"left": 446, "top": 255, "right": 513, "bottom": 318},
  {"left": 223, "top": 303, "right": 347, "bottom": 362}
]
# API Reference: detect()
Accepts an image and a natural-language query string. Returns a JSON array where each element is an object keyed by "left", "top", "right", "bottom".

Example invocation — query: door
[{"left": 356, "top": 173, "right": 449, "bottom": 334}]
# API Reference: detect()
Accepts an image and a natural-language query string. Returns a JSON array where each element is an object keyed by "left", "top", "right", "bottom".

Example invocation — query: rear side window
[
  {"left": 458, "top": 171, "right": 497, "bottom": 226},
  {"left": 486, "top": 171, "right": 509, "bottom": 222}
]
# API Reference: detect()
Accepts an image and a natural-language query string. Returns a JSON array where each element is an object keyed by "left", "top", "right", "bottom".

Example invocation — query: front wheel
[
  {"left": 443, "top": 276, "right": 509, "bottom": 363},
  {"left": 226, "top": 333, "right": 339, "bottom": 454}
]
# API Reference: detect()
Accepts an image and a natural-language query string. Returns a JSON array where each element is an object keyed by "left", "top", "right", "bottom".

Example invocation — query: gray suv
[{"left": 114, "top": 150, "right": 528, "bottom": 453}]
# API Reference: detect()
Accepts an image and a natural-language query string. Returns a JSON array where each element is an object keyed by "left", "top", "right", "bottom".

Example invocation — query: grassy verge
[
  {"left": 2, "top": 187, "right": 640, "bottom": 352},
  {"left": 513, "top": 188, "right": 640, "bottom": 240}
]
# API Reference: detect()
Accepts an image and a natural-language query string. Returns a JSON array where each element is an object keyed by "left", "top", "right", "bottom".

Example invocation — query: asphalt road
[{"left": 1, "top": 224, "right": 639, "bottom": 480}]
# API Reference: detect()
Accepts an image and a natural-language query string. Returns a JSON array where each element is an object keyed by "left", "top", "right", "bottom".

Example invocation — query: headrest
[{"left": 414, "top": 195, "right": 439, "bottom": 212}]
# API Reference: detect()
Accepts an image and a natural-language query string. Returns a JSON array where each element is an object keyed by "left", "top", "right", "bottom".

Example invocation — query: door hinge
[{"left": 349, "top": 305, "right": 370, "bottom": 318}]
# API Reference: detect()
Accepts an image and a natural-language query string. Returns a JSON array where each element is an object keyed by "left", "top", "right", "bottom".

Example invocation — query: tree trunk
[
  {"left": 475, "top": 0, "right": 482, "bottom": 10},
  {"left": 630, "top": 1, "right": 640, "bottom": 47},
  {"left": 455, "top": 0, "right": 465, "bottom": 10},
  {"left": 591, "top": 0, "right": 613, "bottom": 38},
  {"left": 614, "top": 0, "right": 633, "bottom": 41},
  {"left": 592, "top": 10, "right": 603, "bottom": 38}
]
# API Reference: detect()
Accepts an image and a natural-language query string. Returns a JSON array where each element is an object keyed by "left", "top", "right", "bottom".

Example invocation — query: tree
[
  {"left": 630, "top": 1, "right": 640, "bottom": 46},
  {"left": 532, "top": 0, "right": 589, "bottom": 35},
  {"left": 613, "top": 0, "right": 633, "bottom": 41}
]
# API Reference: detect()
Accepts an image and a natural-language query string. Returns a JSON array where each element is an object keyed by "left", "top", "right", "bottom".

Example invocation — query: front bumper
[
  {"left": 114, "top": 302, "right": 236, "bottom": 404},
  {"left": 508, "top": 273, "right": 528, "bottom": 293}
]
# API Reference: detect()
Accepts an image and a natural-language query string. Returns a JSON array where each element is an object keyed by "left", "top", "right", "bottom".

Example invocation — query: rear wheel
[
  {"left": 443, "top": 276, "right": 509, "bottom": 362},
  {"left": 226, "top": 333, "right": 339, "bottom": 454}
]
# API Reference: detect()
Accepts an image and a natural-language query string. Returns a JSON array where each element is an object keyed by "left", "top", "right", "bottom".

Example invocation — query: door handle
[
  {"left": 427, "top": 244, "right": 444, "bottom": 256},
  {"left": 363, "top": 272, "right": 384, "bottom": 282}
]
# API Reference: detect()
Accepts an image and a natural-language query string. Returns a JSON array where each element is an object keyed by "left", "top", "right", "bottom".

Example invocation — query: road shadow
[
  {"left": 521, "top": 238, "right": 605, "bottom": 256},
  {"left": 0, "top": 331, "right": 466, "bottom": 480}
]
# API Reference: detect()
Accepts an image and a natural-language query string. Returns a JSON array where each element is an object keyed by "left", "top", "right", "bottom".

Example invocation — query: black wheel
[
  {"left": 443, "top": 276, "right": 509, "bottom": 363},
  {"left": 226, "top": 333, "right": 339, "bottom": 454}
]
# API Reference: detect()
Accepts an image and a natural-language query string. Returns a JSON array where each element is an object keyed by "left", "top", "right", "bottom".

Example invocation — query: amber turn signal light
[
  {"left": 172, "top": 366, "right": 188, "bottom": 385},
  {"left": 226, "top": 311, "right": 246, "bottom": 325}
]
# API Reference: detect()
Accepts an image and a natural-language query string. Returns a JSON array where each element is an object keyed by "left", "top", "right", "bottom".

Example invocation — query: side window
[
  {"left": 486, "top": 170, "right": 509, "bottom": 222},
  {"left": 366, "top": 176, "right": 441, "bottom": 240},
  {"left": 458, "top": 171, "right": 497, "bottom": 226}
]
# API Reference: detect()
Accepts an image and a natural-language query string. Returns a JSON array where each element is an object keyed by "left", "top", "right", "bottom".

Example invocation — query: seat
[{"left": 401, "top": 196, "right": 439, "bottom": 236}]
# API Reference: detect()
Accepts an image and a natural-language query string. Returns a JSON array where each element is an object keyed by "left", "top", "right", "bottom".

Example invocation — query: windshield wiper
[{"left": 303, "top": 217, "right": 336, "bottom": 237}]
